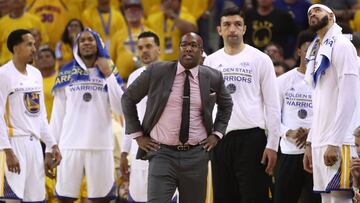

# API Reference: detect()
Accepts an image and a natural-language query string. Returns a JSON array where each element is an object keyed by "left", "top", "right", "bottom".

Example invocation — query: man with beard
[
  {"left": 204, "top": 7, "right": 281, "bottom": 203},
  {"left": 0, "top": 29, "right": 61, "bottom": 202},
  {"left": 50, "top": 28, "right": 124, "bottom": 203},
  {"left": 303, "top": 4, "right": 360, "bottom": 203},
  {"left": 122, "top": 32, "right": 233, "bottom": 203}
]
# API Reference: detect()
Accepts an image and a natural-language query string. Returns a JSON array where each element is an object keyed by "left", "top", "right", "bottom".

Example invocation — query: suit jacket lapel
[{"left": 149, "top": 63, "right": 177, "bottom": 130}]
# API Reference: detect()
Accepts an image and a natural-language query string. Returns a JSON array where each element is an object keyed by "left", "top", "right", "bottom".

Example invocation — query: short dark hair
[
  {"left": 38, "top": 47, "right": 56, "bottom": 59},
  {"left": 296, "top": 30, "right": 315, "bottom": 49},
  {"left": 220, "top": 7, "right": 244, "bottom": 24},
  {"left": 138, "top": 31, "right": 160, "bottom": 46},
  {"left": 7, "top": 29, "right": 32, "bottom": 53}
]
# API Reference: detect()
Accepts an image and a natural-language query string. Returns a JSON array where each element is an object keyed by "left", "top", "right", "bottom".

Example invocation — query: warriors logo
[
  {"left": 227, "top": 83, "right": 236, "bottom": 94},
  {"left": 298, "top": 109, "right": 307, "bottom": 119},
  {"left": 83, "top": 92, "right": 92, "bottom": 102},
  {"left": 23, "top": 92, "right": 40, "bottom": 114}
]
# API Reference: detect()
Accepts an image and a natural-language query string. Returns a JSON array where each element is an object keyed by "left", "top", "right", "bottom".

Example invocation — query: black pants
[
  {"left": 212, "top": 128, "right": 271, "bottom": 203},
  {"left": 273, "top": 153, "right": 321, "bottom": 203}
]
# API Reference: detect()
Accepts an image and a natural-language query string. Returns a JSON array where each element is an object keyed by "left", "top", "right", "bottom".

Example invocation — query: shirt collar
[{"left": 176, "top": 62, "right": 199, "bottom": 78}]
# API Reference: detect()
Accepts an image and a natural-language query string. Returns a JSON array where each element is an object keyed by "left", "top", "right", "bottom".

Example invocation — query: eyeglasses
[{"left": 180, "top": 42, "right": 202, "bottom": 49}]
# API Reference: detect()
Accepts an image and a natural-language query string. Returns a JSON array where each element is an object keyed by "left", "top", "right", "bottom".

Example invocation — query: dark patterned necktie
[{"left": 179, "top": 70, "right": 190, "bottom": 144}]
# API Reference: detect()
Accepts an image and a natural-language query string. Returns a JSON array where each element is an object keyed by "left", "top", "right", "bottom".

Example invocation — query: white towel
[{"left": 305, "top": 23, "right": 342, "bottom": 87}]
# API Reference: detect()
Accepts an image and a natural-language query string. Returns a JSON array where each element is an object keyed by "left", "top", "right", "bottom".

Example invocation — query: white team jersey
[
  {"left": 122, "top": 66, "right": 149, "bottom": 201},
  {"left": 277, "top": 68, "right": 313, "bottom": 154},
  {"left": 0, "top": 60, "right": 56, "bottom": 151},
  {"left": 306, "top": 35, "right": 360, "bottom": 148},
  {"left": 204, "top": 45, "right": 281, "bottom": 151},
  {"left": 50, "top": 68, "right": 123, "bottom": 150},
  {"left": 122, "top": 66, "right": 148, "bottom": 163}
]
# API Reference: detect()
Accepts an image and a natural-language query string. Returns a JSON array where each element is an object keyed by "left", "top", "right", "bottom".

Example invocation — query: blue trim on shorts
[
  {"left": 0, "top": 177, "right": 21, "bottom": 200},
  {"left": 88, "top": 183, "right": 117, "bottom": 200},
  {"left": 55, "top": 191, "right": 78, "bottom": 201},
  {"left": 22, "top": 200, "right": 46, "bottom": 203}
]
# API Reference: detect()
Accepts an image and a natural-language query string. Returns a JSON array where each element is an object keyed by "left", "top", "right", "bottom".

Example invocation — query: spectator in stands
[
  {"left": 318, "top": 0, "right": 360, "bottom": 26},
  {"left": 264, "top": 42, "right": 284, "bottom": 64},
  {"left": 0, "top": 0, "right": 49, "bottom": 65},
  {"left": 81, "top": 0, "right": 126, "bottom": 50},
  {"left": 34, "top": 48, "right": 57, "bottom": 121},
  {"left": 30, "top": 28, "right": 47, "bottom": 51},
  {"left": 146, "top": 0, "right": 197, "bottom": 61},
  {"left": 111, "top": 0, "right": 151, "bottom": 81},
  {"left": 244, "top": 0, "right": 298, "bottom": 59},
  {"left": 182, "top": 0, "right": 215, "bottom": 54},
  {"left": 27, "top": 0, "right": 79, "bottom": 49},
  {"left": 0, "top": 0, "right": 9, "bottom": 18},
  {"left": 274, "top": 0, "right": 311, "bottom": 31},
  {"left": 273, "top": 61, "right": 289, "bottom": 77},
  {"left": 55, "top": 19, "right": 84, "bottom": 68}
]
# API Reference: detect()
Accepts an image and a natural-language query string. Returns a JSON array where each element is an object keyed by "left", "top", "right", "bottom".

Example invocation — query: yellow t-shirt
[
  {"left": 0, "top": 13, "right": 49, "bottom": 65},
  {"left": 146, "top": 7, "right": 197, "bottom": 61},
  {"left": 82, "top": 0, "right": 120, "bottom": 10},
  {"left": 140, "top": 0, "right": 161, "bottom": 18},
  {"left": 351, "top": 10, "right": 360, "bottom": 32},
  {"left": 43, "top": 72, "right": 57, "bottom": 121},
  {"left": 81, "top": 7, "right": 126, "bottom": 50},
  {"left": 182, "top": 0, "right": 209, "bottom": 19},
  {"left": 27, "top": 0, "right": 77, "bottom": 49},
  {"left": 110, "top": 25, "right": 151, "bottom": 79}
]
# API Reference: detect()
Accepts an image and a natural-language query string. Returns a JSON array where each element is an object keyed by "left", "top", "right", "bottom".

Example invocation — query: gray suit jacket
[{"left": 121, "top": 61, "right": 233, "bottom": 159}]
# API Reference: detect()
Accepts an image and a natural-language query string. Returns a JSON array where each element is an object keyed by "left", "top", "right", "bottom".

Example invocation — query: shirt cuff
[
  {"left": 45, "top": 143, "right": 56, "bottom": 153},
  {"left": 266, "top": 135, "right": 280, "bottom": 152},
  {"left": 130, "top": 131, "right": 144, "bottom": 139},
  {"left": 0, "top": 138, "right": 12, "bottom": 150},
  {"left": 211, "top": 131, "right": 223, "bottom": 139}
]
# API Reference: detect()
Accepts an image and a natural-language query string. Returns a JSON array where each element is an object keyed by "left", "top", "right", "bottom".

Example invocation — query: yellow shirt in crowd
[
  {"left": 146, "top": 7, "right": 197, "bottom": 61},
  {"left": 81, "top": 6, "right": 126, "bottom": 50},
  {"left": 27, "top": 0, "right": 79, "bottom": 49},
  {"left": 0, "top": 13, "right": 49, "bottom": 65},
  {"left": 140, "top": 0, "right": 161, "bottom": 18},
  {"left": 182, "top": 0, "right": 210, "bottom": 19}
]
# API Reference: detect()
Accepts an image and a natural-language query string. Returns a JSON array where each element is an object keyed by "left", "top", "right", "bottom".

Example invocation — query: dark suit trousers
[
  {"left": 212, "top": 128, "right": 271, "bottom": 203},
  {"left": 147, "top": 145, "right": 209, "bottom": 203}
]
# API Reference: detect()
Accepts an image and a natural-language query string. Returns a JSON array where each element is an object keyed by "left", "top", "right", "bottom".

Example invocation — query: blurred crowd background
[{"left": 2, "top": 0, "right": 360, "bottom": 82}]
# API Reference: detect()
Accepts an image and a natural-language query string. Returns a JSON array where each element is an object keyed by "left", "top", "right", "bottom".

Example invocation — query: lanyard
[
  {"left": 97, "top": 8, "right": 112, "bottom": 36},
  {"left": 127, "top": 25, "right": 144, "bottom": 54},
  {"left": 163, "top": 12, "right": 179, "bottom": 34}
]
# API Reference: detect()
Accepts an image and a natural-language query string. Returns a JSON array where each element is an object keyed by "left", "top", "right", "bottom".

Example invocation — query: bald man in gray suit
[{"left": 122, "top": 32, "right": 233, "bottom": 203}]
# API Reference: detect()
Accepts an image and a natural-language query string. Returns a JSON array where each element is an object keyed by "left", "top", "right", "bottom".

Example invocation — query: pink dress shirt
[{"left": 149, "top": 63, "right": 208, "bottom": 145}]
